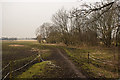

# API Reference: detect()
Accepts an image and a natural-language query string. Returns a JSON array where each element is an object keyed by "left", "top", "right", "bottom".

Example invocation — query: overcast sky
[{"left": 0, "top": 0, "right": 101, "bottom": 38}]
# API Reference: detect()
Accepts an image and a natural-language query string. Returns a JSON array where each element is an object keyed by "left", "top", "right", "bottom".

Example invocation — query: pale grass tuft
[{"left": 9, "top": 45, "right": 24, "bottom": 47}]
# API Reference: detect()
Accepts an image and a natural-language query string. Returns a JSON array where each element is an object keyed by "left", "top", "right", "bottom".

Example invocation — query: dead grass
[
  {"left": 16, "top": 40, "right": 37, "bottom": 41},
  {"left": 40, "top": 50, "right": 50, "bottom": 53},
  {"left": 9, "top": 44, "right": 25, "bottom": 47},
  {"left": 43, "top": 43, "right": 66, "bottom": 46},
  {"left": 29, "top": 48, "right": 50, "bottom": 54}
]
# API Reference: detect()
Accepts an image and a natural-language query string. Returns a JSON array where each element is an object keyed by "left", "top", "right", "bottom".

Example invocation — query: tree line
[{"left": 36, "top": 0, "right": 120, "bottom": 47}]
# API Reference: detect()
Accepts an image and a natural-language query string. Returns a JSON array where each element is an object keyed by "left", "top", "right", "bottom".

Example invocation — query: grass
[
  {"left": 62, "top": 46, "right": 119, "bottom": 78},
  {"left": 39, "top": 43, "right": 119, "bottom": 78},
  {"left": 17, "top": 61, "right": 61, "bottom": 78},
  {"left": 39, "top": 44, "right": 119, "bottom": 78},
  {"left": 2, "top": 41, "right": 119, "bottom": 78},
  {"left": 81, "top": 63, "right": 118, "bottom": 78}
]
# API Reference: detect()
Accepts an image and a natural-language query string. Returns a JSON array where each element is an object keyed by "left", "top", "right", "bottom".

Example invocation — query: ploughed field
[
  {"left": 2, "top": 41, "right": 39, "bottom": 78},
  {"left": 2, "top": 41, "right": 55, "bottom": 78}
]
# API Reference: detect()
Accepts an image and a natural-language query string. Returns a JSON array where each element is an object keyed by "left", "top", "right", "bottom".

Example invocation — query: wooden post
[
  {"left": 9, "top": 61, "right": 12, "bottom": 79},
  {"left": 114, "top": 52, "right": 116, "bottom": 72},
  {"left": 38, "top": 54, "right": 40, "bottom": 63},
  {"left": 118, "top": 2, "right": 120, "bottom": 78},
  {"left": 88, "top": 52, "right": 90, "bottom": 64},
  {"left": 38, "top": 51, "right": 40, "bottom": 62}
]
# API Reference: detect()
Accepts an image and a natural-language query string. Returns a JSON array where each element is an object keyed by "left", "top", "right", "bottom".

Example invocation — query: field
[
  {"left": 42, "top": 44, "right": 119, "bottom": 78},
  {"left": 62, "top": 46, "right": 119, "bottom": 78},
  {"left": 1, "top": 40, "right": 119, "bottom": 79},
  {"left": 2, "top": 40, "right": 58, "bottom": 79}
]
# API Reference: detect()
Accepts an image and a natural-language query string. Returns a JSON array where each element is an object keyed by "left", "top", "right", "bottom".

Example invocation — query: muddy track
[
  {"left": 47, "top": 46, "right": 86, "bottom": 78},
  {"left": 56, "top": 48, "right": 86, "bottom": 78}
]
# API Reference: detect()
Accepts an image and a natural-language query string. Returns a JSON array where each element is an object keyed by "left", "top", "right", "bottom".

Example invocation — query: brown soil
[
  {"left": 57, "top": 48, "right": 86, "bottom": 78},
  {"left": 46, "top": 47, "right": 86, "bottom": 78}
]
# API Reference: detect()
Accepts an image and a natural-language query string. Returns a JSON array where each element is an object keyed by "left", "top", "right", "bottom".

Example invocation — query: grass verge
[{"left": 17, "top": 61, "right": 61, "bottom": 78}]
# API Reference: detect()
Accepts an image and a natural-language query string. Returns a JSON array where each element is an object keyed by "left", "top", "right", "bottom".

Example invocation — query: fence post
[
  {"left": 38, "top": 50, "right": 40, "bottom": 63},
  {"left": 9, "top": 61, "right": 12, "bottom": 79},
  {"left": 88, "top": 52, "right": 90, "bottom": 64},
  {"left": 38, "top": 54, "right": 40, "bottom": 62},
  {"left": 113, "top": 52, "right": 116, "bottom": 72}
]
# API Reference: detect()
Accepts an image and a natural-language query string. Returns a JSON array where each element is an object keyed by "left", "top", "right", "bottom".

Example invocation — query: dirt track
[
  {"left": 57, "top": 48, "right": 86, "bottom": 78},
  {"left": 48, "top": 47, "right": 86, "bottom": 78}
]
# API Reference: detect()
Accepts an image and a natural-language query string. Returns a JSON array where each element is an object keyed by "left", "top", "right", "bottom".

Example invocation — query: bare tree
[
  {"left": 35, "top": 0, "right": 119, "bottom": 47},
  {"left": 35, "top": 22, "right": 53, "bottom": 43},
  {"left": 90, "top": 4, "right": 118, "bottom": 47},
  {"left": 52, "top": 8, "right": 70, "bottom": 45}
]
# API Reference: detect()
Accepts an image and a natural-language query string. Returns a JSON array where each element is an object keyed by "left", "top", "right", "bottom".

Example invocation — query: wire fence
[
  {"left": 1, "top": 53, "right": 37, "bottom": 73},
  {"left": 1, "top": 51, "right": 44, "bottom": 80},
  {"left": 90, "top": 55, "right": 110, "bottom": 64},
  {"left": 87, "top": 52, "right": 118, "bottom": 67},
  {"left": 0, "top": 62, "right": 10, "bottom": 73}
]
